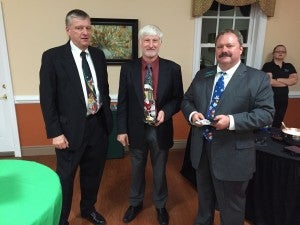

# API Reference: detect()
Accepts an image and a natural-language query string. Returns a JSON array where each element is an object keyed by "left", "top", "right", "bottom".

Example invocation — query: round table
[{"left": 0, "top": 159, "right": 62, "bottom": 225}]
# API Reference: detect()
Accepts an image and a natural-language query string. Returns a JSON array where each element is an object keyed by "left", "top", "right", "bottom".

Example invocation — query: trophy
[{"left": 144, "top": 87, "right": 157, "bottom": 125}]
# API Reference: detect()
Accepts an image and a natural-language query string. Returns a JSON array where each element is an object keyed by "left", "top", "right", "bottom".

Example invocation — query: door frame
[{"left": 0, "top": 3, "right": 21, "bottom": 157}]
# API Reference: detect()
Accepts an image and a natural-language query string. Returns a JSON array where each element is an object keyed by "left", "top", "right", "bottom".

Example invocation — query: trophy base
[{"left": 144, "top": 119, "right": 157, "bottom": 126}]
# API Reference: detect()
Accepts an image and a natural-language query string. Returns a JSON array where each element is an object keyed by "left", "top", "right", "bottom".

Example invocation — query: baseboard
[
  {"left": 21, "top": 145, "right": 55, "bottom": 156},
  {"left": 172, "top": 139, "right": 187, "bottom": 150},
  {"left": 20, "top": 139, "right": 187, "bottom": 156},
  {"left": 0, "top": 151, "right": 15, "bottom": 156}
]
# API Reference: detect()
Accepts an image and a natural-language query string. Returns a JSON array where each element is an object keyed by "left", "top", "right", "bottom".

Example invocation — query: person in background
[
  {"left": 39, "top": 9, "right": 113, "bottom": 225},
  {"left": 181, "top": 29, "right": 274, "bottom": 225},
  {"left": 117, "top": 25, "right": 183, "bottom": 225},
  {"left": 262, "top": 44, "right": 298, "bottom": 128}
]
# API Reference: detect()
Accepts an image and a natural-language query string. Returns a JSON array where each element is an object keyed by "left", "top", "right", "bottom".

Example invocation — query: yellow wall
[
  {"left": 1, "top": 0, "right": 300, "bottom": 94},
  {"left": 1, "top": 0, "right": 194, "bottom": 95},
  {"left": 1, "top": 0, "right": 300, "bottom": 152},
  {"left": 262, "top": 0, "right": 300, "bottom": 91}
]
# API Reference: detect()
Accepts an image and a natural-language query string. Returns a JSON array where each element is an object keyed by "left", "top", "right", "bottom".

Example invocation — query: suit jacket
[
  {"left": 181, "top": 63, "right": 275, "bottom": 181},
  {"left": 39, "top": 42, "right": 113, "bottom": 149},
  {"left": 117, "top": 57, "right": 184, "bottom": 150}
]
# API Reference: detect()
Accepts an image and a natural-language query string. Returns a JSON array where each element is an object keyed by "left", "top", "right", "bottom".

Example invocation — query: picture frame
[{"left": 90, "top": 18, "right": 138, "bottom": 65}]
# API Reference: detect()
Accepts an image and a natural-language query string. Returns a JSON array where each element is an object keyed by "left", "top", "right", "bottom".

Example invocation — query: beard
[{"left": 143, "top": 49, "right": 159, "bottom": 58}]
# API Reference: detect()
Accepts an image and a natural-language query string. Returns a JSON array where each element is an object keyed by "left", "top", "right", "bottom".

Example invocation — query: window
[{"left": 192, "top": 1, "right": 267, "bottom": 75}]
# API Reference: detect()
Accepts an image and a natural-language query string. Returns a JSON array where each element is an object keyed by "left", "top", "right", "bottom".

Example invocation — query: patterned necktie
[
  {"left": 203, "top": 72, "right": 226, "bottom": 141},
  {"left": 144, "top": 64, "right": 157, "bottom": 124},
  {"left": 80, "top": 51, "right": 99, "bottom": 115}
]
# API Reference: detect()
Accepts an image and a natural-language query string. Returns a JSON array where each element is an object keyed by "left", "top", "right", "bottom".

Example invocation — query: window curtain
[{"left": 192, "top": 0, "right": 276, "bottom": 17}]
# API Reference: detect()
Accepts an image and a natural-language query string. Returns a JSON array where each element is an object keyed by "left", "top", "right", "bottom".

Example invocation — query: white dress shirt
[
  {"left": 70, "top": 41, "right": 100, "bottom": 111},
  {"left": 189, "top": 61, "right": 241, "bottom": 130}
]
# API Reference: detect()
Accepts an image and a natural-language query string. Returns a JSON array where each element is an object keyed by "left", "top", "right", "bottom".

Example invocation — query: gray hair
[
  {"left": 138, "top": 25, "right": 163, "bottom": 41},
  {"left": 215, "top": 29, "right": 244, "bottom": 46},
  {"left": 65, "top": 9, "right": 90, "bottom": 27}
]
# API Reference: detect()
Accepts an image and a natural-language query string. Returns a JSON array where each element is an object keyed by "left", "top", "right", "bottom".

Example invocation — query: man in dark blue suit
[
  {"left": 39, "top": 9, "right": 112, "bottom": 225},
  {"left": 117, "top": 25, "right": 183, "bottom": 225},
  {"left": 181, "top": 29, "right": 275, "bottom": 225}
]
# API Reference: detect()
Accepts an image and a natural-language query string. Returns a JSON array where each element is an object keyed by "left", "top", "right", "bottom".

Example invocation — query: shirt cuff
[
  {"left": 189, "top": 111, "right": 198, "bottom": 124},
  {"left": 228, "top": 115, "right": 235, "bottom": 130}
]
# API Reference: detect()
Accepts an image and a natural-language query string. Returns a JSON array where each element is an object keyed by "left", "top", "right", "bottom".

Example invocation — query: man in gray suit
[{"left": 181, "top": 29, "right": 274, "bottom": 225}]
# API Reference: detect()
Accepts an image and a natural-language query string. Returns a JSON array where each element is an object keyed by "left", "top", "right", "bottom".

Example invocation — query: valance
[{"left": 192, "top": 0, "right": 276, "bottom": 17}]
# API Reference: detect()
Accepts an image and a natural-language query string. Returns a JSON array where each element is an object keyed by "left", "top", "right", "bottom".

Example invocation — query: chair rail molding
[{"left": 14, "top": 94, "right": 119, "bottom": 104}]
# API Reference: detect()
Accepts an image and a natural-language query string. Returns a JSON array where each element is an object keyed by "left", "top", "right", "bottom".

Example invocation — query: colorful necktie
[
  {"left": 203, "top": 72, "right": 226, "bottom": 141},
  {"left": 80, "top": 51, "right": 99, "bottom": 115},
  {"left": 144, "top": 64, "right": 157, "bottom": 125}
]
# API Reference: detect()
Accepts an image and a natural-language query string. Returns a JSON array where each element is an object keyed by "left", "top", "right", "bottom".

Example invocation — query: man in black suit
[
  {"left": 117, "top": 25, "right": 183, "bottom": 225},
  {"left": 181, "top": 29, "right": 275, "bottom": 225},
  {"left": 39, "top": 9, "right": 112, "bottom": 225}
]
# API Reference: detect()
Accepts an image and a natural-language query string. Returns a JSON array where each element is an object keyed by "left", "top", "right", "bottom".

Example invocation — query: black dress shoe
[
  {"left": 122, "top": 204, "right": 143, "bottom": 223},
  {"left": 156, "top": 207, "right": 169, "bottom": 225},
  {"left": 81, "top": 211, "right": 106, "bottom": 225}
]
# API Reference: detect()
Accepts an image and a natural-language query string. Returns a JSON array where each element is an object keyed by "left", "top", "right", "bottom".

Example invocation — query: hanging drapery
[{"left": 192, "top": 0, "right": 276, "bottom": 17}]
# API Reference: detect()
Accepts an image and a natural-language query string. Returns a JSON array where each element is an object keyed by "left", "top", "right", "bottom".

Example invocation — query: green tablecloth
[{"left": 0, "top": 159, "right": 62, "bottom": 225}]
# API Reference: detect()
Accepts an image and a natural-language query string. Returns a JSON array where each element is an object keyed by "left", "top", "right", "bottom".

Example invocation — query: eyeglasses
[{"left": 274, "top": 51, "right": 286, "bottom": 54}]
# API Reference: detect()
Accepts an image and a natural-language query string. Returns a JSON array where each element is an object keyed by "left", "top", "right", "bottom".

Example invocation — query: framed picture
[{"left": 90, "top": 18, "right": 138, "bottom": 65}]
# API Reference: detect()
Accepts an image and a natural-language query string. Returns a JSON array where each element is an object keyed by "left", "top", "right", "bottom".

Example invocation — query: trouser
[
  {"left": 57, "top": 116, "right": 108, "bottom": 225},
  {"left": 194, "top": 140, "right": 249, "bottom": 225},
  {"left": 272, "top": 97, "right": 288, "bottom": 128},
  {"left": 129, "top": 125, "right": 169, "bottom": 208}
]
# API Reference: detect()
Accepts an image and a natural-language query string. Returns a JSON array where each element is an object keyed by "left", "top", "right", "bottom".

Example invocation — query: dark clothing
[
  {"left": 262, "top": 60, "right": 296, "bottom": 99},
  {"left": 272, "top": 97, "right": 288, "bottom": 128},
  {"left": 195, "top": 139, "right": 249, "bottom": 225},
  {"left": 117, "top": 57, "right": 183, "bottom": 150},
  {"left": 129, "top": 125, "right": 169, "bottom": 208},
  {"left": 39, "top": 42, "right": 113, "bottom": 224},
  {"left": 262, "top": 60, "right": 297, "bottom": 127},
  {"left": 117, "top": 57, "right": 183, "bottom": 207},
  {"left": 55, "top": 115, "right": 108, "bottom": 219}
]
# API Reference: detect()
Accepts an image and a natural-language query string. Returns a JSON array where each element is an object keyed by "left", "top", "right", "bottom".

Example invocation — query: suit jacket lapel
[
  {"left": 89, "top": 48, "right": 102, "bottom": 95},
  {"left": 200, "top": 67, "right": 217, "bottom": 113},
  {"left": 157, "top": 59, "right": 167, "bottom": 105},
  {"left": 217, "top": 63, "right": 246, "bottom": 110},
  {"left": 62, "top": 43, "right": 85, "bottom": 105},
  {"left": 132, "top": 60, "right": 144, "bottom": 106}
]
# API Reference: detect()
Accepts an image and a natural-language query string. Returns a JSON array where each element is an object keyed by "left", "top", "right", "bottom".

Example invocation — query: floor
[{"left": 1, "top": 149, "right": 251, "bottom": 225}]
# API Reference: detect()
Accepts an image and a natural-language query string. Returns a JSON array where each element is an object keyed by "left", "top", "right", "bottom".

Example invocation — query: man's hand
[
  {"left": 266, "top": 72, "right": 272, "bottom": 81},
  {"left": 155, "top": 110, "right": 165, "bottom": 126},
  {"left": 117, "top": 134, "right": 129, "bottom": 147},
  {"left": 53, "top": 134, "right": 69, "bottom": 149},
  {"left": 212, "top": 115, "right": 230, "bottom": 130},
  {"left": 192, "top": 112, "right": 205, "bottom": 127}
]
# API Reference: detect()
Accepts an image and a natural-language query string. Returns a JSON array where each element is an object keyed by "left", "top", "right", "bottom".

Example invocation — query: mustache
[{"left": 219, "top": 52, "right": 231, "bottom": 58}]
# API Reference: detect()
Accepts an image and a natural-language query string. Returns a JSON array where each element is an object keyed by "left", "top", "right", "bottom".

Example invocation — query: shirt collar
[
  {"left": 217, "top": 60, "right": 241, "bottom": 77},
  {"left": 141, "top": 56, "right": 159, "bottom": 69},
  {"left": 70, "top": 41, "right": 90, "bottom": 56},
  {"left": 272, "top": 59, "right": 285, "bottom": 66}
]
